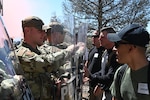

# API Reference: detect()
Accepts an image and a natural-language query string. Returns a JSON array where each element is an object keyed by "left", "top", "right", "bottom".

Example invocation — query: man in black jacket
[
  {"left": 89, "top": 27, "right": 121, "bottom": 100},
  {"left": 84, "top": 30, "right": 104, "bottom": 100}
]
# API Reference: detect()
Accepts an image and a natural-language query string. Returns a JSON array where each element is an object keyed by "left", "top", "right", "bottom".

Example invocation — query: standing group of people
[
  {"left": 84, "top": 24, "right": 150, "bottom": 100},
  {"left": 84, "top": 27, "right": 121, "bottom": 100},
  {"left": 4, "top": 14, "right": 149, "bottom": 100}
]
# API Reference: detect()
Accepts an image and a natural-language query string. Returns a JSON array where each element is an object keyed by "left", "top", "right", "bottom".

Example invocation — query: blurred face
[
  {"left": 58, "top": 32, "right": 65, "bottom": 43},
  {"left": 99, "top": 31, "right": 112, "bottom": 49},
  {"left": 30, "top": 27, "right": 46, "bottom": 46},
  {"left": 113, "top": 41, "right": 132, "bottom": 64},
  {"left": 91, "top": 30, "right": 99, "bottom": 44},
  {"left": 51, "top": 32, "right": 65, "bottom": 45},
  {"left": 92, "top": 36, "right": 100, "bottom": 47}
]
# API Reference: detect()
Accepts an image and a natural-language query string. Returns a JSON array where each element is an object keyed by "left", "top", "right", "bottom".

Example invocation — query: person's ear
[
  {"left": 24, "top": 27, "right": 30, "bottom": 33},
  {"left": 129, "top": 45, "right": 136, "bottom": 51},
  {"left": 129, "top": 47, "right": 132, "bottom": 51}
]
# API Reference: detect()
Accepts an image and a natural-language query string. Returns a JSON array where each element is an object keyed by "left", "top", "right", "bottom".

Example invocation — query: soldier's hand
[
  {"left": 65, "top": 44, "right": 75, "bottom": 52},
  {"left": 75, "top": 42, "right": 85, "bottom": 56},
  {"left": 76, "top": 42, "right": 85, "bottom": 47}
]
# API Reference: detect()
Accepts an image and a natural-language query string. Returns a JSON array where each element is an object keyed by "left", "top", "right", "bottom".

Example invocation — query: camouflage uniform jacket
[
  {"left": 39, "top": 42, "right": 71, "bottom": 73},
  {"left": 15, "top": 42, "right": 68, "bottom": 99},
  {"left": 0, "top": 60, "right": 30, "bottom": 100}
]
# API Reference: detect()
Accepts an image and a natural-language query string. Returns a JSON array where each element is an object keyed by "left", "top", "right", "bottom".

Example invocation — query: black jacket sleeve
[{"left": 89, "top": 51, "right": 121, "bottom": 90}]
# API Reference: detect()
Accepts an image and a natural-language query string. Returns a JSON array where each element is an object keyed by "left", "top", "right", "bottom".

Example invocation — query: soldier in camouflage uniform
[
  {"left": 40, "top": 21, "right": 86, "bottom": 100},
  {"left": 39, "top": 22, "right": 73, "bottom": 100},
  {"left": 40, "top": 22, "right": 72, "bottom": 74},
  {"left": 15, "top": 16, "right": 71, "bottom": 100},
  {"left": 15, "top": 16, "right": 51, "bottom": 100}
]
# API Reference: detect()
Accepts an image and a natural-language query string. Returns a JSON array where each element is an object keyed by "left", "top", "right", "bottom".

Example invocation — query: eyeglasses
[
  {"left": 114, "top": 41, "right": 129, "bottom": 48},
  {"left": 92, "top": 35, "right": 99, "bottom": 38}
]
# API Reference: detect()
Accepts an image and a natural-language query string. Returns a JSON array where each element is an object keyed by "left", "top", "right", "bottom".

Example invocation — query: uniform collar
[{"left": 22, "top": 42, "right": 41, "bottom": 55}]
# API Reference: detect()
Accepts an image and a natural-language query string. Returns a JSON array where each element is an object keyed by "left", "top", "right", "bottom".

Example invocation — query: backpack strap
[{"left": 115, "top": 64, "right": 127, "bottom": 100}]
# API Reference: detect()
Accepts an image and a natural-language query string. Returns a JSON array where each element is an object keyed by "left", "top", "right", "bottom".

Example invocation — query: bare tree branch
[{"left": 63, "top": 0, "right": 150, "bottom": 31}]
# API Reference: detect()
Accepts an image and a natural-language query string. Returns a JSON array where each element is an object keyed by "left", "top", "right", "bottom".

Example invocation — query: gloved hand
[
  {"left": 65, "top": 44, "right": 76, "bottom": 52},
  {"left": 75, "top": 42, "right": 86, "bottom": 56}
]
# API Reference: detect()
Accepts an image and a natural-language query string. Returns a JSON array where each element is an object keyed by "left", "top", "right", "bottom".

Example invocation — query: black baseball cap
[{"left": 107, "top": 24, "right": 149, "bottom": 47}]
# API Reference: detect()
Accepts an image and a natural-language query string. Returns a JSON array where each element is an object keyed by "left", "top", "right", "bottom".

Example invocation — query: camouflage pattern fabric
[
  {"left": 39, "top": 41, "right": 86, "bottom": 75},
  {"left": 15, "top": 44, "right": 72, "bottom": 99},
  {"left": 15, "top": 41, "right": 85, "bottom": 99},
  {"left": 56, "top": 42, "right": 70, "bottom": 49},
  {"left": 40, "top": 42, "right": 73, "bottom": 100},
  {"left": 15, "top": 46, "right": 55, "bottom": 99},
  {"left": 0, "top": 60, "right": 24, "bottom": 100},
  {"left": 39, "top": 42, "right": 71, "bottom": 74}
]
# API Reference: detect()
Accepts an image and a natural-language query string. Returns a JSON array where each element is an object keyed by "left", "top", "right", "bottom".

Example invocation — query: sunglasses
[
  {"left": 92, "top": 35, "right": 99, "bottom": 38},
  {"left": 114, "top": 41, "right": 129, "bottom": 48}
]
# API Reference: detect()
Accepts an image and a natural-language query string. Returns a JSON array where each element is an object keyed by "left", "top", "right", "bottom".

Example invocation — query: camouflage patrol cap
[
  {"left": 49, "top": 21, "right": 67, "bottom": 34},
  {"left": 42, "top": 25, "right": 51, "bottom": 33},
  {"left": 22, "top": 16, "right": 44, "bottom": 30}
]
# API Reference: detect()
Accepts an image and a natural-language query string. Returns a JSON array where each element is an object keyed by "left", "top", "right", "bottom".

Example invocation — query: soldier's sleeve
[
  {"left": 16, "top": 47, "right": 53, "bottom": 73},
  {"left": 40, "top": 50, "right": 68, "bottom": 63},
  {"left": 0, "top": 75, "right": 26, "bottom": 100},
  {"left": 40, "top": 44, "right": 72, "bottom": 63},
  {"left": 0, "top": 60, "right": 22, "bottom": 99}
]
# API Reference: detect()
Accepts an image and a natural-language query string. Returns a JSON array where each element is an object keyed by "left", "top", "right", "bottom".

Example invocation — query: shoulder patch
[
  {"left": 24, "top": 51, "right": 35, "bottom": 58},
  {"left": 16, "top": 47, "right": 35, "bottom": 58},
  {"left": 16, "top": 47, "right": 28, "bottom": 57}
]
